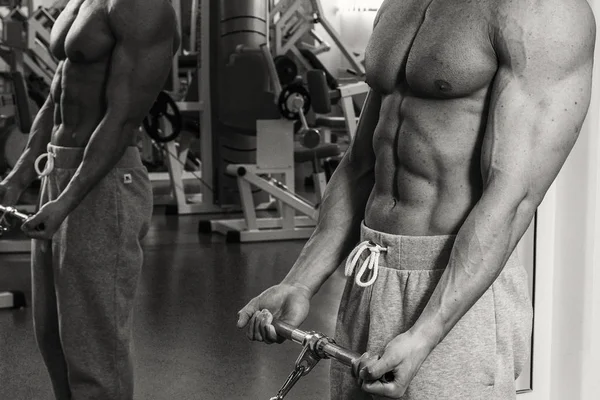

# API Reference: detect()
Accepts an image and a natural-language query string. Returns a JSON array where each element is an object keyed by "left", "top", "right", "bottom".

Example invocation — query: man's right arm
[
  {"left": 4, "top": 93, "right": 55, "bottom": 188},
  {"left": 281, "top": 89, "right": 381, "bottom": 296}
]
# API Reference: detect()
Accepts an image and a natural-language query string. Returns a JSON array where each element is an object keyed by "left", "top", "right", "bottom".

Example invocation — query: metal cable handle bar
[
  {"left": 270, "top": 320, "right": 394, "bottom": 399},
  {"left": 0, "top": 205, "right": 32, "bottom": 236},
  {"left": 0, "top": 205, "right": 31, "bottom": 222},
  {"left": 273, "top": 319, "right": 358, "bottom": 366}
]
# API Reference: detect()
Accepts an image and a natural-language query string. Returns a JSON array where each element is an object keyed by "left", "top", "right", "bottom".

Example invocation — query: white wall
[
  {"left": 550, "top": 0, "right": 599, "bottom": 397},
  {"left": 313, "top": 0, "right": 342, "bottom": 74},
  {"left": 315, "top": 1, "right": 381, "bottom": 75},
  {"left": 318, "top": 2, "right": 377, "bottom": 75}
]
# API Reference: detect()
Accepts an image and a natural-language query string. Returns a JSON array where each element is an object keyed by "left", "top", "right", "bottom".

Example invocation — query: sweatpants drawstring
[{"left": 345, "top": 240, "right": 388, "bottom": 287}]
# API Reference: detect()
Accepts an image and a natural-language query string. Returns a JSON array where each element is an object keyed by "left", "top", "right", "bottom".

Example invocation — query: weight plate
[
  {"left": 143, "top": 91, "right": 182, "bottom": 143},
  {"left": 277, "top": 84, "right": 311, "bottom": 120},
  {"left": 274, "top": 55, "right": 298, "bottom": 86}
]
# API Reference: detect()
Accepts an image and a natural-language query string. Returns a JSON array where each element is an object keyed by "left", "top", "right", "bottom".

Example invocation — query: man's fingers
[
  {"left": 353, "top": 352, "right": 374, "bottom": 378},
  {"left": 353, "top": 352, "right": 372, "bottom": 388},
  {"left": 246, "top": 312, "right": 259, "bottom": 340},
  {"left": 266, "top": 323, "right": 278, "bottom": 344},
  {"left": 361, "top": 353, "right": 397, "bottom": 381},
  {"left": 362, "top": 379, "right": 400, "bottom": 398},
  {"left": 253, "top": 311, "right": 264, "bottom": 341},
  {"left": 237, "top": 304, "right": 256, "bottom": 328},
  {"left": 258, "top": 310, "right": 277, "bottom": 343},
  {"left": 22, "top": 216, "right": 49, "bottom": 239},
  {"left": 21, "top": 215, "right": 42, "bottom": 232},
  {"left": 359, "top": 353, "right": 405, "bottom": 398}
]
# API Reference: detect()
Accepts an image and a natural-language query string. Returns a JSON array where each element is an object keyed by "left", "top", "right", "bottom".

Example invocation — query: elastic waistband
[
  {"left": 359, "top": 221, "right": 520, "bottom": 271},
  {"left": 48, "top": 145, "right": 143, "bottom": 169}
]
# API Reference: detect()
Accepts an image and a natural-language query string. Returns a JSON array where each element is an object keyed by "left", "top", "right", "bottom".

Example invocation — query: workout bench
[{"left": 202, "top": 118, "right": 340, "bottom": 242}]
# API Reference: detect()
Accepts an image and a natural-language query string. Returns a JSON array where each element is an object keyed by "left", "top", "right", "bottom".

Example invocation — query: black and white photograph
[{"left": 0, "top": 0, "right": 599, "bottom": 399}]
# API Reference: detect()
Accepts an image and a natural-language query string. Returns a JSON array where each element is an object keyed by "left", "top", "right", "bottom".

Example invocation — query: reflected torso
[
  {"left": 364, "top": 0, "right": 499, "bottom": 235},
  {"left": 48, "top": 0, "right": 116, "bottom": 147}
]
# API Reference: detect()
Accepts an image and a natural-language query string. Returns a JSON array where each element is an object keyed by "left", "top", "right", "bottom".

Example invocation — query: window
[{"left": 340, "top": 0, "right": 384, "bottom": 12}]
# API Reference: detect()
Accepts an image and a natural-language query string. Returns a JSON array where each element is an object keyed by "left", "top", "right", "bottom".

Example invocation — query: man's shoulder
[
  {"left": 491, "top": 0, "right": 595, "bottom": 38},
  {"left": 106, "top": 0, "right": 177, "bottom": 39},
  {"left": 490, "top": 0, "right": 595, "bottom": 67}
]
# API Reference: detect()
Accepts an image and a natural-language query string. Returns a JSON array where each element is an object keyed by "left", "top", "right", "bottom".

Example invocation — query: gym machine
[
  {"left": 1, "top": 2, "right": 61, "bottom": 87},
  {"left": 139, "top": 0, "right": 223, "bottom": 215},
  {"left": 204, "top": 114, "right": 327, "bottom": 242},
  {"left": 142, "top": 0, "right": 268, "bottom": 215},
  {"left": 201, "top": 0, "right": 346, "bottom": 242},
  {"left": 306, "top": 69, "right": 367, "bottom": 141},
  {"left": 270, "top": 0, "right": 365, "bottom": 77}
]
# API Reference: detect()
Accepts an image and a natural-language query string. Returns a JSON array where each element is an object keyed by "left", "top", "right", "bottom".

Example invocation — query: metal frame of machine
[
  {"left": 144, "top": 0, "right": 224, "bottom": 215},
  {"left": 205, "top": 119, "right": 320, "bottom": 242},
  {"left": 334, "top": 80, "right": 367, "bottom": 139},
  {"left": 203, "top": 0, "right": 370, "bottom": 242},
  {"left": 270, "top": 0, "right": 365, "bottom": 75}
]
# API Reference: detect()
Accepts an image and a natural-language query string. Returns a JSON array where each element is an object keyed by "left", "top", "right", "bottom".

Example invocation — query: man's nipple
[{"left": 435, "top": 79, "right": 453, "bottom": 93}]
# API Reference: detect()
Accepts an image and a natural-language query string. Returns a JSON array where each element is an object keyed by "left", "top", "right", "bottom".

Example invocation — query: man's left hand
[
  {"left": 22, "top": 200, "right": 70, "bottom": 240},
  {"left": 354, "top": 330, "right": 435, "bottom": 399}
]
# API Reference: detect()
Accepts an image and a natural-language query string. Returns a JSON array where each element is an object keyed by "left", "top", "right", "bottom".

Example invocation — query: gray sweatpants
[
  {"left": 331, "top": 222, "right": 533, "bottom": 400},
  {"left": 32, "top": 145, "right": 153, "bottom": 400}
]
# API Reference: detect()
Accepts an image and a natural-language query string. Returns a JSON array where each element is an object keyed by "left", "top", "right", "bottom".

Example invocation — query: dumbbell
[{"left": 278, "top": 84, "right": 321, "bottom": 149}]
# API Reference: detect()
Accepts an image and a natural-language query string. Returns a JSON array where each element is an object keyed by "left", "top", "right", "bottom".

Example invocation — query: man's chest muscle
[
  {"left": 50, "top": 0, "right": 114, "bottom": 63},
  {"left": 365, "top": 0, "right": 498, "bottom": 98}
]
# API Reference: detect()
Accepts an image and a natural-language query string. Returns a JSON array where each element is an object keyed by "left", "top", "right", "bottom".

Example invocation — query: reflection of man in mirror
[
  {"left": 239, "top": 0, "right": 595, "bottom": 399},
  {"left": 0, "top": 0, "right": 180, "bottom": 399}
]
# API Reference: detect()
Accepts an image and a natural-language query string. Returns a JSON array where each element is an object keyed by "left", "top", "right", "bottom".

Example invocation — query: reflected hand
[{"left": 21, "top": 200, "right": 69, "bottom": 240}]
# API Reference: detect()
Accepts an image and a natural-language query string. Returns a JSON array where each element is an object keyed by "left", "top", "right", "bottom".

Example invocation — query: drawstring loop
[
  {"left": 34, "top": 144, "right": 55, "bottom": 179},
  {"left": 345, "top": 240, "right": 387, "bottom": 287}
]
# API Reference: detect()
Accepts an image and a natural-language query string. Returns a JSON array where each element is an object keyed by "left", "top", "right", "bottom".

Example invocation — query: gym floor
[{"left": 0, "top": 209, "right": 346, "bottom": 400}]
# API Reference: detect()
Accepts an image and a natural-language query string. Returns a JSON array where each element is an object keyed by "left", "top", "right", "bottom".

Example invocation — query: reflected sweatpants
[
  {"left": 331, "top": 222, "right": 533, "bottom": 400},
  {"left": 32, "top": 145, "right": 153, "bottom": 400}
]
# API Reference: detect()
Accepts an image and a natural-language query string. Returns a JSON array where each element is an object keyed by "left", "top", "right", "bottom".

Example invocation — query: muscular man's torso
[
  {"left": 364, "top": 0, "right": 500, "bottom": 236},
  {"left": 48, "top": 0, "right": 175, "bottom": 147}
]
